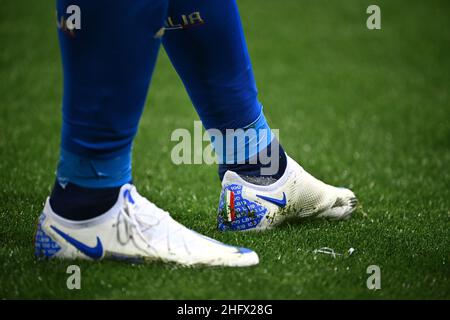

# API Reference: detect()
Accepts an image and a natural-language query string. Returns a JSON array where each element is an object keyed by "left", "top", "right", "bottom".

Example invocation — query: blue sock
[
  {"left": 52, "top": 0, "right": 168, "bottom": 219},
  {"left": 163, "top": 0, "right": 287, "bottom": 182},
  {"left": 50, "top": 182, "right": 121, "bottom": 221},
  {"left": 218, "top": 140, "right": 287, "bottom": 182},
  {"left": 163, "top": 0, "right": 260, "bottom": 130}
]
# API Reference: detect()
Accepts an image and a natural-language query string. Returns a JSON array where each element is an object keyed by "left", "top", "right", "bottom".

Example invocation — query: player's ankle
[
  {"left": 218, "top": 139, "right": 287, "bottom": 184},
  {"left": 49, "top": 181, "right": 122, "bottom": 221}
]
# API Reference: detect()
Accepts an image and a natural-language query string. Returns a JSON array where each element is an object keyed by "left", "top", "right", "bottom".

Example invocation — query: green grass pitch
[{"left": 0, "top": 0, "right": 449, "bottom": 299}]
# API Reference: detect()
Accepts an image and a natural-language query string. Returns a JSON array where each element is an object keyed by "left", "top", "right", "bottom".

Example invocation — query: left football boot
[
  {"left": 217, "top": 154, "right": 357, "bottom": 231},
  {"left": 35, "top": 184, "right": 259, "bottom": 267}
]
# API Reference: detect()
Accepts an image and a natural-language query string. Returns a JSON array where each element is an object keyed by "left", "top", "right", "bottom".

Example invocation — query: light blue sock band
[
  {"left": 56, "top": 149, "right": 132, "bottom": 188},
  {"left": 209, "top": 111, "right": 274, "bottom": 165}
]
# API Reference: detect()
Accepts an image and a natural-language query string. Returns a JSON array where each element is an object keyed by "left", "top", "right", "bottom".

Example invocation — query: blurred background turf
[{"left": 0, "top": 0, "right": 449, "bottom": 299}]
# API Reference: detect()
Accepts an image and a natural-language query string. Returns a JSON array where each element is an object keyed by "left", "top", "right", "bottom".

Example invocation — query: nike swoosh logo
[
  {"left": 256, "top": 193, "right": 287, "bottom": 208},
  {"left": 51, "top": 225, "right": 103, "bottom": 260}
]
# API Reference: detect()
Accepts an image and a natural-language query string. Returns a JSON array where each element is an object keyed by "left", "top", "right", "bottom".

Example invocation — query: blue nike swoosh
[
  {"left": 51, "top": 225, "right": 103, "bottom": 260},
  {"left": 256, "top": 193, "right": 287, "bottom": 208}
]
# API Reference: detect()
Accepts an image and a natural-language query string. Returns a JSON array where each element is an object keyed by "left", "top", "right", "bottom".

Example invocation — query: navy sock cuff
[
  {"left": 49, "top": 181, "right": 121, "bottom": 221},
  {"left": 218, "top": 140, "right": 287, "bottom": 181}
]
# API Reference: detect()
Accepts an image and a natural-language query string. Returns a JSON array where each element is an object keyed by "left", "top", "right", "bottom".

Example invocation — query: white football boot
[
  {"left": 217, "top": 154, "right": 357, "bottom": 231},
  {"left": 35, "top": 184, "right": 259, "bottom": 267}
]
